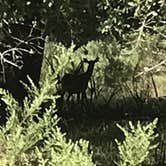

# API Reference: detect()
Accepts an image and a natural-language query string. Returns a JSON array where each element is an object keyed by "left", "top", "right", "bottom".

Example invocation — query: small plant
[
  {"left": 116, "top": 118, "right": 158, "bottom": 166},
  {"left": 0, "top": 65, "right": 95, "bottom": 165}
]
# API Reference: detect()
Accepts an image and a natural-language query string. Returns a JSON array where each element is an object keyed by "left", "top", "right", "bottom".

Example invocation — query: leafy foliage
[
  {"left": 0, "top": 0, "right": 98, "bottom": 46},
  {"left": 98, "top": 0, "right": 166, "bottom": 41},
  {"left": 0, "top": 66, "right": 95, "bottom": 165},
  {"left": 116, "top": 118, "right": 158, "bottom": 166},
  {"left": 0, "top": 1, "right": 166, "bottom": 165}
]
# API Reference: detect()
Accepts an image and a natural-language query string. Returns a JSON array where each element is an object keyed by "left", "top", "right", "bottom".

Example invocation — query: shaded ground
[{"left": 56, "top": 97, "right": 166, "bottom": 166}]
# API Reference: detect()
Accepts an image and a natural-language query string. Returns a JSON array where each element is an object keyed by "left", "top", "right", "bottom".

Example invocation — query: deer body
[{"left": 61, "top": 57, "right": 98, "bottom": 101}]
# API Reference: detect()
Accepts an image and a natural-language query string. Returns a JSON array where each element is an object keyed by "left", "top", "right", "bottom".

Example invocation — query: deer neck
[{"left": 86, "top": 63, "right": 95, "bottom": 77}]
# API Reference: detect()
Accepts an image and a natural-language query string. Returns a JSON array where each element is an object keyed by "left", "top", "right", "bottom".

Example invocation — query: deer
[{"left": 59, "top": 57, "right": 99, "bottom": 102}]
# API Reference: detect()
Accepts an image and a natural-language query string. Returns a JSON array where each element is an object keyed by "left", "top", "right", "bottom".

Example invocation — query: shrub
[
  {"left": 0, "top": 66, "right": 95, "bottom": 165},
  {"left": 116, "top": 118, "right": 158, "bottom": 166},
  {"left": 42, "top": 40, "right": 134, "bottom": 100}
]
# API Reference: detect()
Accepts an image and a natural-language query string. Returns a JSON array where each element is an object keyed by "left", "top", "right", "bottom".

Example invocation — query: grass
[{"left": 58, "top": 104, "right": 166, "bottom": 166}]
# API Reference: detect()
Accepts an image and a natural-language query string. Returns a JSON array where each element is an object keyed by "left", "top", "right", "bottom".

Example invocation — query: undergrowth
[{"left": 0, "top": 68, "right": 95, "bottom": 166}]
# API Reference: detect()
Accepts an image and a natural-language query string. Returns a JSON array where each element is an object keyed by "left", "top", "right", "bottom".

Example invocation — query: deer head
[{"left": 60, "top": 57, "right": 99, "bottom": 101}]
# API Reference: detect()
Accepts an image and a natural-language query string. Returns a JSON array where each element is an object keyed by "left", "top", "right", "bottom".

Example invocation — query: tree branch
[{"left": 135, "top": 59, "right": 166, "bottom": 78}]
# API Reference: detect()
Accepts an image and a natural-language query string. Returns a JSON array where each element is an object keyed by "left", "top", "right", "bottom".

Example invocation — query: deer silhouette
[{"left": 60, "top": 57, "right": 99, "bottom": 102}]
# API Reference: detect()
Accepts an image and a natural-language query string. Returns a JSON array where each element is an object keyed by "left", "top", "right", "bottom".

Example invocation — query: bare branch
[{"left": 135, "top": 59, "right": 166, "bottom": 78}]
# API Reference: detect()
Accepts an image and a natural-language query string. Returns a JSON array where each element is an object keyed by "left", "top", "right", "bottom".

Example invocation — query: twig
[
  {"left": 0, "top": 23, "right": 44, "bottom": 83},
  {"left": 135, "top": 59, "right": 166, "bottom": 78}
]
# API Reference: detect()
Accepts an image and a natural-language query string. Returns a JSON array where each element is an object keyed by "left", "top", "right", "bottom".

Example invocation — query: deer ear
[
  {"left": 83, "top": 58, "right": 88, "bottom": 63},
  {"left": 95, "top": 57, "right": 99, "bottom": 62}
]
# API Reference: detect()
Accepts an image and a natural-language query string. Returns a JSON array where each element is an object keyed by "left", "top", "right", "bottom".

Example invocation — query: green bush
[
  {"left": 41, "top": 35, "right": 166, "bottom": 111},
  {"left": 116, "top": 119, "right": 158, "bottom": 166},
  {"left": 41, "top": 40, "right": 134, "bottom": 100},
  {"left": 0, "top": 67, "right": 95, "bottom": 166}
]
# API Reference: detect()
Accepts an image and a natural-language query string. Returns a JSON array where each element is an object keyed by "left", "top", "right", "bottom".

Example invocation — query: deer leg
[
  {"left": 89, "top": 79, "right": 93, "bottom": 103},
  {"left": 56, "top": 89, "right": 65, "bottom": 101},
  {"left": 77, "top": 93, "right": 80, "bottom": 103},
  {"left": 67, "top": 92, "right": 72, "bottom": 101},
  {"left": 90, "top": 78, "right": 97, "bottom": 102},
  {"left": 61, "top": 91, "right": 65, "bottom": 100},
  {"left": 82, "top": 91, "right": 87, "bottom": 103}
]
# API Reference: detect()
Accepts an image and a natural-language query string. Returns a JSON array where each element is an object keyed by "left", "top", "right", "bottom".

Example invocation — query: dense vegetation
[{"left": 0, "top": 0, "right": 166, "bottom": 165}]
